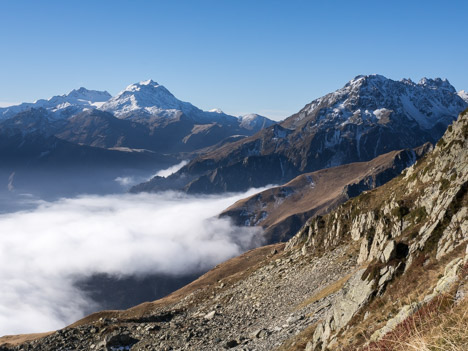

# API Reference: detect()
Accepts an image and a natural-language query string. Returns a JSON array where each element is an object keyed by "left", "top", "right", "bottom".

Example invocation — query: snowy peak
[
  {"left": 123, "top": 79, "right": 165, "bottom": 93},
  {"left": 291, "top": 74, "right": 467, "bottom": 131},
  {"left": 65, "top": 87, "right": 111, "bottom": 103},
  {"left": 0, "top": 87, "right": 112, "bottom": 121},
  {"left": 209, "top": 108, "right": 224, "bottom": 114},
  {"left": 100, "top": 79, "right": 201, "bottom": 119},
  {"left": 100, "top": 79, "right": 275, "bottom": 129},
  {"left": 239, "top": 113, "right": 276, "bottom": 130},
  {"left": 417, "top": 77, "right": 455, "bottom": 92},
  {"left": 458, "top": 90, "right": 468, "bottom": 103}
]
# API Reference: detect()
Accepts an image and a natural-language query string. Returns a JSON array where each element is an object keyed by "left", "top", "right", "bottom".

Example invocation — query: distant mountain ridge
[
  {"left": 0, "top": 80, "right": 276, "bottom": 154},
  {"left": 132, "top": 74, "right": 467, "bottom": 194}
]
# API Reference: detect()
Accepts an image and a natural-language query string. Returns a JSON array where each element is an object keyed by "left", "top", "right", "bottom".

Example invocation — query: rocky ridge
[{"left": 2, "top": 113, "right": 466, "bottom": 350}]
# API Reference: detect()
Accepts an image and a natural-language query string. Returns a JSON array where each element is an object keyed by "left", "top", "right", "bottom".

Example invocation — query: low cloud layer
[
  {"left": 0, "top": 190, "right": 264, "bottom": 335},
  {"left": 114, "top": 160, "right": 189, "bottom": 188},
  {"left": 154, "top": 160, "right": 188, "bottom": 177}
]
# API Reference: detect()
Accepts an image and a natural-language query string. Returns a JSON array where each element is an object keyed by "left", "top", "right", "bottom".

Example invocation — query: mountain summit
[
  {"left": 100, "top": 80, "right": 205, "bottom": 120},
  {"left": 284, "top": 74, "right": 464, "bottom": 131}
]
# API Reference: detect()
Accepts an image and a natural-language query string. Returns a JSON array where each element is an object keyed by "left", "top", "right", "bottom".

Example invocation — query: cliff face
[{"left": 2, "top": 110, "right": 467, "bottom": 351}]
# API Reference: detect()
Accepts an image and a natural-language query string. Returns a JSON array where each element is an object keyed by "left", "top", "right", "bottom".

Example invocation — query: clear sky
[{"left": 0, "top": 0, "right": 467, "bottom": 120}]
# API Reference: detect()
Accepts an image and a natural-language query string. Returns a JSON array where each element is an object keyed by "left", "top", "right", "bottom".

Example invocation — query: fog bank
[{"left": 0, "top": 189, "right": 264, "bottom": 335}]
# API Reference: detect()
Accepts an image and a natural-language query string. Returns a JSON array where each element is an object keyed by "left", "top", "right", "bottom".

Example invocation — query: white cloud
[
  {"left": 0, "top": 190, "right": 265, "bottom": 335},
  {"left": 114, "top": 161, "right": 189, "bottom": 188},
  {"left": 114, "top": 175, "right": 138, "bottom": 187},
  {"left": 154, "top": 160, "right": 189, "bottom": 177}
]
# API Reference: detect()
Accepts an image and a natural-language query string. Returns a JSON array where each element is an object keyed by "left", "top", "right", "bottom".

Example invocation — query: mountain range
[
  {"left": 3, "top": 99, "right": 466, "bottom": 351},
  {"left": 0, "top": 80, "right": 275, "bottom": 153},
  {"left": 131, "top": 75, "right": 468, "bottom": 194},
  {"left": 0, "top": 80, "right": 275, "bottom": 196}
]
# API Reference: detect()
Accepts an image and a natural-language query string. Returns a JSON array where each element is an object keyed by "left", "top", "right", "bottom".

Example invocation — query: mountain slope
[
  {"left": 0, "top": 111, "right": 177, "bottom": 198},
  {"left": 132, "top": 75, "right": 467, "bottom": 194},
  {"left": 54, "top": 109, "right": 156, "bottom": 150},
  {"left": 220, "top": 144, "right": 431, "bottom": 243},
  {"left": 3, "top": 110, "right": 466, "bottom": 351}
]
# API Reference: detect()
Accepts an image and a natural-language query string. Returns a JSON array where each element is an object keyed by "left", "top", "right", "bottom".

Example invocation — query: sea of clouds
[{"left": 0, "top": 188, "right": 264, "bottom": 335}]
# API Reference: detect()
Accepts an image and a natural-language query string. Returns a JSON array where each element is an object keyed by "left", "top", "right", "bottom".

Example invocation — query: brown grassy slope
[
  {"left": 0, "top": 333, "right": 54, "bottom": 348},
  {"left": 363, "top": 262, "right": 468, "bottom": 351},
  {"left": 221, "top": 147, "right": 428, "bottom": 242}
]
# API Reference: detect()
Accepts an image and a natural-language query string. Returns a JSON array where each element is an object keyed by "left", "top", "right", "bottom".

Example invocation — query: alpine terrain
[{"left": 2, "top": 103, "right": 466, "bottom": 351}]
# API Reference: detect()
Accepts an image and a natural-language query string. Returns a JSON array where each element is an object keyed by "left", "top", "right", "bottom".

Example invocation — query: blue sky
[{"left": 0, "top": 0, "right": 467, "bottom": 120}]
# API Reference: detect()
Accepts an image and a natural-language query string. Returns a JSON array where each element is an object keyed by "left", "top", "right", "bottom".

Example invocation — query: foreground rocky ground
[{"left": 1, "top": 109, "right": 467, "bottom": 350}]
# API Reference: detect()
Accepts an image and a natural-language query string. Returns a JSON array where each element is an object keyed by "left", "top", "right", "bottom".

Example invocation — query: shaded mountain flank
[
  {"left": 220, "top": 143, "right": 432, "bottom": 243},
  {"left": 131, "top": 75, "right": 467, "bottom": 194},
  {"left": 2, "top": 111, "right": 466, "bottom": 351}
]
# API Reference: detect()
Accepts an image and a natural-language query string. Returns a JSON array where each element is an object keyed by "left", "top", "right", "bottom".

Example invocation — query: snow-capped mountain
[
  {"left": 0, "top": 80, "right": 276, "bottom": 154},
  {"left": 239, "top": 113, "right": 276, "bottom": 131},
  {"left": 132, "top": 74, "right": 468, "bottom": 194},
  {"left": 100, "top": 79, "right": 238, "bottom": 124},
  {"left": 458, "top": 90, "right": 468, "bottom": 103},
  {"left": 0, "top": 87, "right": 111, "bottom": 121},
  {"left": 284, "top": 75, "right": 465, "bottom": 132},
  {"left": 100, "top": 80, "right": 203, "bottom": 120},
  {"left": 99, "top": 80, "right": 276, "bottom": 129}
]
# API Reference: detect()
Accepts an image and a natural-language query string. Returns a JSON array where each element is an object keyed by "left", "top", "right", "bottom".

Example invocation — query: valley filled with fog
[{"left": 0, "top": 163, "right": 265, "bottom": 335}]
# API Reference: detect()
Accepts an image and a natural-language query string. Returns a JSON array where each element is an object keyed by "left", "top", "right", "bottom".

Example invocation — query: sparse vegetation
[
  {"left": 296, "top": 273, "right": 354, "bottom": 310},
  {"left": 364, "top": 295, "right": 468, "bottom": 351}
]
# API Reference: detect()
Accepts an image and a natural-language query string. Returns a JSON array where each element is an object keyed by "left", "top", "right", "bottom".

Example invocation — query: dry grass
[
  {"left": 364, "top": 294, "right": 468, "bottom": 351},
  {"left": 295, "top": 272, "right": 354, "bottom": 311},
  {"left": 330, "top": 246, "right": 467, "bottom": 351},
  {"left": 0, "top": 332, "right": 54, "bottom": 347},
  {"left": 274, "top": 323, "right": 318, "bottom": 351}
]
